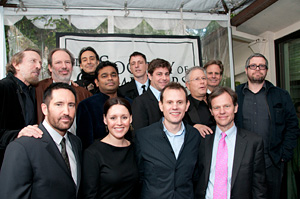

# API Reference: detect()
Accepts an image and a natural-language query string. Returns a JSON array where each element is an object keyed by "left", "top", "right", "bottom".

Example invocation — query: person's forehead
[
  {"left": 249, "top": 57, "right": 266, "bottom": 64},
  {"left": 130, "top": 55, "right": 145, "bottom": 62},
  {"left": 52, "top": 50, "right": 71, "bottom": 60},
  {"left": 153, "top": 67, "right": 169, "bottom": 73},
  {"left": 206, "top": 64, "right": 221, "bottom": 72},
  {"left": 163, "top": 88, "right": 185, "bottom": 99},
  {"left": 81, "top": 50, "right": 96, "bottom": 58},
  {"left": 51, "top": 88, "right": 75, "bottom": 101},
  {"left": 212, "top": 92, "right": 233, "bottom": 104},
  {"left": 99, "top": 66, "right": 117, "bottom": 74},
  {"left": 191, "top": 68, "right": 205, "bottom": 76}
]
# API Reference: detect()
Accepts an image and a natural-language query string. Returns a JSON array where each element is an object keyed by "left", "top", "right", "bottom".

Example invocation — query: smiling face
[
  {"left": 49, "top": 50, "right": 73, "bottom": 83},
  {"left": 41, "top": 89, "right": 76, "bottom": 136},
  {"left": 186, "top": 68, "right": 207, "bottom": 100},
  {"left": 206, "top": 64, "right": 222, "bottom": 90},
  {"left": 130, "top": 55, "right": 148, "bottom": 79},
  {"left": 95, "top": 66, "right": 119, "bottom": 95},
  {"left": 149, "top": 67, "right": 170, "bottom": 91},
  {"left": 159, "top": 88, "right": 190, "bottom": 129},
  {"left": 14, "top": 51, "right": 42, "bottom": 86},
  {"left": 104, "top": 104, "right": 132, "bottom": 140},
  {"left": 245, "top": 57, "right": 268, "bottom": 84},
  {"left": 210, "top": 92, "right": 238, "bottom": 132},
  {"left": 80, "top": 50, "right": 99, "bottom": 75}
]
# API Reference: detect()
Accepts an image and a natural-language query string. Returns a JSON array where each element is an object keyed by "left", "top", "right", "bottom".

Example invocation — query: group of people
[{"left": 0, "top": 46, "right": 299, "bottom": 199}]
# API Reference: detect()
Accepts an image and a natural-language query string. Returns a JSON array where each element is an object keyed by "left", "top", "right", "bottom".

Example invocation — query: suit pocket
[{"left": 274, "top": 106, "right": 284, "bottom": 124}]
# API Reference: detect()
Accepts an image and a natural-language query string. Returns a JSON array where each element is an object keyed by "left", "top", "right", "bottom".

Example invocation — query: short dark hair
[
  {"left": 245, "top": 53, "right": 269, "bottom": 69},
  {"left": 160, "top": 82, "right": 188, "bottom": 103},
  {"left": 148, "top": 58, "right": 172, "bottom": 75},
  {"left": 103, "top": 97, "right": 132, "bottom": 116},
  {"left": 48, "top": 48, "right": 75, "bottom": 68},
  {"left": 6, "top": 48, "right": 42, "bottom": 75},
  {"left": 95, "top": 61, "right": 118, "bottom": 79},
  {"left": 43, "top": 83, "right": 77, "bottom": 106},
  {"left": 208, "top": 86, "right": 237, "bottom": 109},
  {"left": 129, "top": 51, "right": 147, "bottom": 63},
  {"left": 204, "top": 60, "right": 224, "bottom": 75},
  {"left": 78, "top": 46, "right": 100, "bottom": 64}
]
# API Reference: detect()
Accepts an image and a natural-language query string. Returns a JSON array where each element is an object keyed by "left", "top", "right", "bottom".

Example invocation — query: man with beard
[
  {"left": 235, "top": 53, "right": 300, "bottom": 199},
  {"left": 35, "top": 48, "right": 92, "bottom": 126},
  {"left": 0, "top": 83, "right": 82, "bottom": 199},
  {"left": 0, "top": 48, "right": 42, "bottom": 166},
  {"left": 76, "top": 61, "right": 131, "bottom": 149},
  {"left": 75, "top": 46, "right": 100, "bottom": 94}
]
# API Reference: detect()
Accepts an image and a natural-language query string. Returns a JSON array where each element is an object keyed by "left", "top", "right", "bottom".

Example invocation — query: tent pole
[
  {"left": 227, "top": 10, "right": 235, "bottom": 90},
  {"left": 0, "top": 6, "right": 6, "bottom": 79}
]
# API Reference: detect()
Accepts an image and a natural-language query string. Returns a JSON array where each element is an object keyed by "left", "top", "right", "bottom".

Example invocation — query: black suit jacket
[
  {"left": 195, "top": 127, "right": 267, "bottom": 199},
  {"left": 0, "top": 123, "right": 82, "bottom": 199},
  {"left": 119, "top": 78, "right": 139, "bottom": 100},
  {"left": 132, "top": 89, "right": 163, "bottom": 130},
  {"left": 135, "top": 119, "right": 201, "bottom": 199},
  {"left": 0, "top": 73, "right": 34, "bottom": 166}
]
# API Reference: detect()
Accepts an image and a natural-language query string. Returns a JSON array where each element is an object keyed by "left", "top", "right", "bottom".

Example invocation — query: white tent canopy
[{"left": 1, "top": 0, "right": 251, "bottom": 88}]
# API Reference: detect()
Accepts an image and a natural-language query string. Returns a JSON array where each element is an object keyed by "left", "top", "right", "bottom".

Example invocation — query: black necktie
[
  {"left": 60, "top": 138, "right": 71, "bottom": 171},
  {"left": 142, "top": 85, "right": 146, "bottom": 93}
]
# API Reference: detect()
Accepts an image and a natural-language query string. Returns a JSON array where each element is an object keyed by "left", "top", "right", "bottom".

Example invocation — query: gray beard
[{"left": 247, "top": 74, "right": 266, "bottom": 84}]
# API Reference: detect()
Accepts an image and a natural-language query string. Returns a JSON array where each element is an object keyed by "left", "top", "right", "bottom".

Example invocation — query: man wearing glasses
[{"left": 235, "top": 53, "right": 300, "bottom": 199}]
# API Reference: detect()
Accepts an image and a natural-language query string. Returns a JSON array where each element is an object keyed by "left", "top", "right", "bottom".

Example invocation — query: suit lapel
[
  {"left": 68, "top": 133, "right": 81, "bottom": 189},
  {"left": 231, "top": 128, "right": 247, "bottom": 188},
  {"left": 39, "top": 124, "right": 73, "bottom": 178},
  {"left": 204, "top": 134, "right": 215, "bottom": 185}
]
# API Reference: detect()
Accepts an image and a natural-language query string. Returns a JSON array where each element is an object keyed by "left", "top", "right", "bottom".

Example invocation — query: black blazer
[
  {"left": 0, "top": 73, "right": 31, "bottom": 166},
  {"left": 135, "top": 119, "right": 201, "bottom": 199},
  {"left": 0, "top": 123, "right": 82, "bottom": 199},
  {"left": 132, "top": 89, "right": 163, "bottom": 130},
  {"left": 119, "top": 78, "right": 139, "bottom": 100},
  {"left": 195, "top": 127, "right": 267, "bottom": 199}
]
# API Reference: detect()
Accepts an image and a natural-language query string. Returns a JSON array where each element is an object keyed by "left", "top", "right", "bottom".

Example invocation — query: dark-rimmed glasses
[{"left": 247, "top": 64, "right": 267, "bottom": 70}]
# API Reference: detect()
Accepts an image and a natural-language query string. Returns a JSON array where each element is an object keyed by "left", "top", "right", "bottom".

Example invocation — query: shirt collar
[
  {"left": 162, "top": 117, "right": 185, "bottom": 137},
  {"left": 149, "top": 85, "right": 161, "bottom": 101},
  {"left": 215, "top": 123, "right": 237, "bottom": 139},
  {"left": 243, "top": 81, "right": 267, "bottom": 94},
  {"left": 42, "top": 120, "right": 68, "bottom": 145}
]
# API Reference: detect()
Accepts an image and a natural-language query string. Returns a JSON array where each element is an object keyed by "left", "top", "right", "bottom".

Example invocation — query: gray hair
[
  {"left": 245, "top": 53, "right": 268, "bottom": 69},
  {"left": 185, "top": 66, "right": 206, "bottom": 82}
]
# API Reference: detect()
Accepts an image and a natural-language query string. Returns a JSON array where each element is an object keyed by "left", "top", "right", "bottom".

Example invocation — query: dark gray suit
[
  {"left": 0, "top": 123, "right": 82, "bottom": 199},
  {"left": 195, "top": 127, "right": 267, "bottom": 199},
  {"left": 135, "top": 119, "right": 201, "bottom": 199},
  {"left": 132, "top": 88, "right": 163, "bottom": 130}
]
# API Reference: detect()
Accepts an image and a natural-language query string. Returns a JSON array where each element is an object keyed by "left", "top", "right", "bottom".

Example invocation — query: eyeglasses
[
  {"left": 247, "top": 64, "right": 267, "bottom": 70},
  {"left": 189, "top": 77, "right": 207, "bottom": 82}
]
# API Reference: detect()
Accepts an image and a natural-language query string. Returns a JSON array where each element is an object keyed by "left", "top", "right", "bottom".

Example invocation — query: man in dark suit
[
  {"left": 0, "top": 48, "right": 43, "bottom": 166},
  {"left": 195, "top": 86, "right": 267, "bottom": 199},
  {"left": 119, "top": 51, "right": 150, "bottom": 100},
  {"left": 132, "top": 58, "right": 171, "bottom": 130},
  {"left": 0, "top": 83, "right": 82, "bottom": 199},
  {"left": 135, "top": 82, "right": 200, "bottom": 199},
  {"left": 184, "top": 66, "right": 215, "bottom": 138}
]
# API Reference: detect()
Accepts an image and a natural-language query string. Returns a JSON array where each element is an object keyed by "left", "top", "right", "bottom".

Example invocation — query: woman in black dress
[{"left": 79, "top": 97, "right": 138, "bottom": 199}]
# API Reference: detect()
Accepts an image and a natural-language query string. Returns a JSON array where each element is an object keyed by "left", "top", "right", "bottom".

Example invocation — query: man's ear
[
  {"left": 159, "top": 100, "right": 163, "bottom": 112},
  {"left": 148, "top": 73, "right": 152, "bottom": 81},
  {"left": 41, "top": 103, "right": 48, "bottom": 116},
  {"left": 48, "top": 64, "right": 53, "bottom": 73},
  {"left": 94, "top": 79, "right": 99, "bottom": 87}
]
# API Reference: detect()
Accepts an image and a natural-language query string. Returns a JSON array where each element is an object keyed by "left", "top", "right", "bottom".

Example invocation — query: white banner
[{"left": 57, "top": 33, "right": 201, "bottom": 86}]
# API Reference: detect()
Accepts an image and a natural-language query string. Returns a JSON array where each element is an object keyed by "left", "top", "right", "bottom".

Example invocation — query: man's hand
[
  {"left": 17, "top": 124, "right": 43, "bottom": 138},
  {"left": 193, "top": 124, "right": 213, "bottom": 138}
]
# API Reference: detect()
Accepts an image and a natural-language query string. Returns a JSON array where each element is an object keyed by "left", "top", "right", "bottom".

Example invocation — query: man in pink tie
[{"left": 195, "top": 86, "right": 267, "bottom": 199}]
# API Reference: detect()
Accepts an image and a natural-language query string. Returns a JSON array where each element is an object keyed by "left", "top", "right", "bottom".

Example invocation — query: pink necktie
[{"left": 213, "top": 132, "right": 228, "bottom": 199}]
